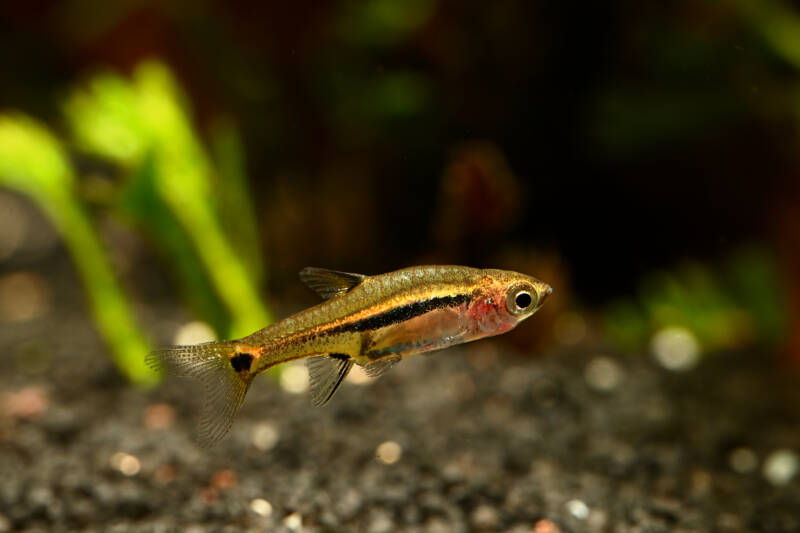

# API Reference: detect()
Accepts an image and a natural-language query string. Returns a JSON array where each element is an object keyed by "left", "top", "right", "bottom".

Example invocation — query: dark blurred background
[{"left": 1, "top": 0, "right": 798, "bottom": 363}]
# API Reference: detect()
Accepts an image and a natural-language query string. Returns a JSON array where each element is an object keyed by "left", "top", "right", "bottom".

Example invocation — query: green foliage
[
  {"left": 604, "top": 247, "right": 788, "bottom": 354},
  {"left": 0, "top": 60, "right": 272, "bottom": 385},
  {"left": 65, "top": 61, "right": 271, "bottom": 338},
  {"left": 0, "top": 115, "right": 156, "bottom": 386}
]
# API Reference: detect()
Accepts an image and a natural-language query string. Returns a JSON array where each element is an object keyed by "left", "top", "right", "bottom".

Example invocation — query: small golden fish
[{"left": 147, "top": 265, "right": 552, "bottom": 446}]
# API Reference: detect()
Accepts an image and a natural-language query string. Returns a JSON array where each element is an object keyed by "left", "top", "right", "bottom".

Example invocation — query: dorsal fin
[
  {"left": 299, "top": 267, "right": 366, "bottom": 300},
  {"left": 307, "top": 354, "right": 353, "bottom": 406}
]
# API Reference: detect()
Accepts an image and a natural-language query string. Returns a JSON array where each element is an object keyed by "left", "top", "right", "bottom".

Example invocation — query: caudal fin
[{"left": 146, "top": 340, "right": 252, "bottom": 447}]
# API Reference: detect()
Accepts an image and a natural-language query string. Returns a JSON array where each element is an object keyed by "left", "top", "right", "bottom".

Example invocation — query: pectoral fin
[
  {"left": 299, "top": 267, "right": 366, "bottom": 300},
  {"left": 307, "top": 353, "right": 354, "bottom": 406}
]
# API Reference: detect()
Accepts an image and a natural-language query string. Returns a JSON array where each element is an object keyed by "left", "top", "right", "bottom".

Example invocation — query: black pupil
[{"left": 515, "top": 292, "right": 532, "bottom": 309}]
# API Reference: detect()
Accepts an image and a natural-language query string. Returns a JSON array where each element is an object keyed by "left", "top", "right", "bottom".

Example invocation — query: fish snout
[{"left": 538, "top": 284, "right": 553, "bottom": 306}]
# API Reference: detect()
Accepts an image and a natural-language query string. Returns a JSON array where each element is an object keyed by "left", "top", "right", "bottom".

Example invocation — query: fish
[{"left": 146, "top": 265, "right": 552, "bottom": 446}]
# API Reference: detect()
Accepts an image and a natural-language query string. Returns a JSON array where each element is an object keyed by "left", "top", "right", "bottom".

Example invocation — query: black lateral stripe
[{"left": 331, "top": 293, "right": 471, "bottom": 334}]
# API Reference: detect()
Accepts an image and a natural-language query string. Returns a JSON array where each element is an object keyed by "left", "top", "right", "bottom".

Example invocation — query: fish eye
[
  {"left": 515, "top": 292, "right": 532, "bottom": 309},
  {"left": 506, "top": 285, "right": 537, "bottom": 315}
]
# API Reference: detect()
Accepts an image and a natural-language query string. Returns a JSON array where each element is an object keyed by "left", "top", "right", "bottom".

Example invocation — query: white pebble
[
  {"left": 762, "top": 449, "right": 798, "bottom": 486},
  {"left": 565, "top": 498, "right": 590, "bottom": 520},
  {"left": 584, "top": 356, "right": 624, "bottom": 392},
  {"left": 376, "top": 441, "right": 403, "bottom": 465},
  {"left": 283, "top": 512, "right": 302, "bottom": 530},
  {"left": 650, "top": 326, "right": 700, "bottom": 371},
  {"left": 250, "top": 498, "right": 272, "bottom": 517},
  {"left": 109, "top": 452, "right": 141, "bottom": 476}
]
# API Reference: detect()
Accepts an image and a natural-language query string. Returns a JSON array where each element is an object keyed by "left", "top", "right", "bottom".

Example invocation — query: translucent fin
[
  {"left": 307, "top": 354, "right": 353, "bottom": 406},
  {"left": 364, "top": 356, "right": 401, "bottom": 378},
  {"left": 146, "top": 340, "right": 252, "bottom": 448},
  {"left": 299, "top": 267, "right": 366, "bottom": 300}
]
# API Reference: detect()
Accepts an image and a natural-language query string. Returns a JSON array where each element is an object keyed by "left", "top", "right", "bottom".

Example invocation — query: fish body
[{"left": 147, "top": 265, "right": 552, "bottom": 446}]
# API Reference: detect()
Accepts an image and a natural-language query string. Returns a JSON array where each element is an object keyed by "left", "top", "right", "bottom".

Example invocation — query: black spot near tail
[{"left": 230, "top": 352, "right": 253, "bottom": 372}]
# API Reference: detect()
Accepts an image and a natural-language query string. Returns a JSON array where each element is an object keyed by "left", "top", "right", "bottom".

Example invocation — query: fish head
[{"left": 469, "top": 269, "right": 552, "bottom": 336}]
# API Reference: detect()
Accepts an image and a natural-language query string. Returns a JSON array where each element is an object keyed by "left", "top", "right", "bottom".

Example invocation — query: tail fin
[{"left": 146, "top": 340, "right": 252, "bottom": 447}]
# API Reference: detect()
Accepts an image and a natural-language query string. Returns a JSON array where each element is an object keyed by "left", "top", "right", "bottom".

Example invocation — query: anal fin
[
  {"left": 364, "top": 355, "right": 401, "bottom": 378},
  {"left": 307, "top": 353, "right": 354, "bottom": 407}
]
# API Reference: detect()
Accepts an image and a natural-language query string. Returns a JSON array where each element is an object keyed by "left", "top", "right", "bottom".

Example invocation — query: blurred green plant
[
  {"left": 64, "top": 61, "right": 271, "bottom": 338},
  {"left": 0, "top": 60, "right": 272, "bottom": 385},
  {"left": 604, "top": 247, "right": 789, "bottom": 354},
  {"left": 0, "top": 114, "right": 155, "bottom": 385}
]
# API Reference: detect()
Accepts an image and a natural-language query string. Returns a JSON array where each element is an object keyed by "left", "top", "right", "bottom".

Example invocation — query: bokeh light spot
[
  {"left": 584, "top": 356, "right": 624, "bottom": 392},
  {"left": 283, "top": 512, "right": 302, "bottom": 530},
  {"left": 762, "top": 449, "right": 798, "bottom": 486},
  {"left": 565, "top": 498, "right": 589, "bottom": 520},
  {"left": 251, "top": 422, "right": 280, "bottom": 451},
  {"left": 650, "top": 326, "right": 700, "bottom": 371},
  {"left": 173, "top": 321, "right": 216, "bottom": 345},
  {"left": 280, "top": 363, "right": 309, "bottom": 394},
  {"left": 346, "top": 364, "right": 373, "bottom": 385}
]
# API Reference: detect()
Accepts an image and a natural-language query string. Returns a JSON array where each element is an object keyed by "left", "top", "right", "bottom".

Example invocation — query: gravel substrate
[{"left": 1, "top": 273, "right": 799, "bottom": 532}]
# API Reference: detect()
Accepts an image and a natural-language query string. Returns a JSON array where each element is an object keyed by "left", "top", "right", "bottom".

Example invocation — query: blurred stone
[
  {"left": 728, "top": 447, "right": 758, "bottom": 474},
  {"left": 154, "top": 464, "right": 177, "bottom": 485},
  {"left": 143, "top": 403, "right": 176, "bottom": 430},
  {"left": 209, "top": 469, "right": 238, "bottom": 490},
  {"left": 586, "top": 509, "right": 608, "bottom": 531},
  {"left": 565, "top": 499, "right": 589, "bottom": 520},
  {"left": 110, "top": 452, "right": 141, "bottom": 476},
  {"left": 448, "top": 372, "right": 475, "bottom": 402},
  {"left": 717, "top": 512, "right": 742, "bottom": 532},
  {"left": 584, "top": 357, "right": 624, "bottom": 392},
  {"left": 376, "top": 441, "right": 403, "bottom": 465},
  {"left": 471, "top": 504, "right": 499, "bottom": 529},
  {"left": 689, "top": 469, "right": 712, "bottom": 497},
  {"left": 2, "top": 385, "right": 48, "bottom": 419},
  {"left": 0, "top": 272, "right": 51, "bottom": 323},
  {"left": 532, "top": 518, "right": 561, "bottom": 533},
  {"left": 335, "top": 489, "right": 362, "bottom": 520},
  {"left": 424, "top": 516, "right": 451, "bottom": 533},
  {"left": 367, "top": 508, "right": 394, "bottom": 533}
]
